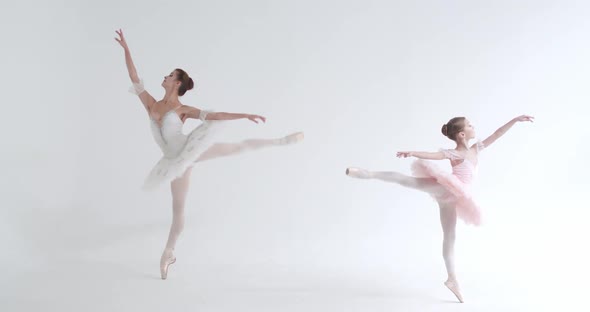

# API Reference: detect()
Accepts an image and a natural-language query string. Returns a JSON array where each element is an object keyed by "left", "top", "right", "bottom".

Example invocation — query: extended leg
[
  {"left": 196, "top": 132, "right": 303, "bottom": 163},
  {"left": 346, "top": 167, "right": 446, "bottom": 196}
]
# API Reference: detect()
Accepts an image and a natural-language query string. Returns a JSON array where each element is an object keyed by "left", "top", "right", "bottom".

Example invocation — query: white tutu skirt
[{"left": 142, "top": 120, "right": 224, "bottom": 191}]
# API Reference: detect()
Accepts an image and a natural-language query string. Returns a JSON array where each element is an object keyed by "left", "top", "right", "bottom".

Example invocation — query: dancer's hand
[
  {"left": 114, "top": 29, "right": 129, "bottom": 50},
  {"left": 247, "top": 114, "right": 266, "bottom": 124},
  {"left": 514, "top": 115, "right": 534, "bottom": 122},
  {"left": 396, "top": 151, "right": 412, "bottom": 158}
]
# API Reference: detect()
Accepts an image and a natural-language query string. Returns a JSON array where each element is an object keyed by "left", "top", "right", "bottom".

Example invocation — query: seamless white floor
[{"left": 5, "top": 195, "right": 589, "bottom": 311}]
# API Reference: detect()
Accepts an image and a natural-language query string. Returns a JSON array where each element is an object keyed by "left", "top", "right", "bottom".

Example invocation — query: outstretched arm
[
  {"left": 396, "top": 151, "right": 446, "bottom": 160},
  {"left": 115, "top": 29, "right": 140, "bottom": 83},
  {"left": 184, "top": 106, "right": 266, "bottom": 123},
  {"left": 481, "top": 115, "right": 534, "bottom": 148},
  {"left": 115, "top": 29, "right": 155, "bottom": 113},
  {"left": 206, "top": 112, "right": 266, "bottom": 123}
]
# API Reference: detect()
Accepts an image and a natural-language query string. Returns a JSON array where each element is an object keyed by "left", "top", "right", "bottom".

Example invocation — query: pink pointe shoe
[
  {"left": 444, "top": 279, "right": 464, "bottom": 303},
  {"left": 160, "top": 249, "right": 176, "bottom": 280},
  {"left": 278, "top": 132, "right": 304, "bottom": 145},
  {"left": 345, "top": 167, "right": 371, "bottom": 179}
]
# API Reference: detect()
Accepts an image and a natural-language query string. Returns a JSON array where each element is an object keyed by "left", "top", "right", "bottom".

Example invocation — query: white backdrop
[{"left": 2, "top": 0, "right": 589, "bottom": 311}]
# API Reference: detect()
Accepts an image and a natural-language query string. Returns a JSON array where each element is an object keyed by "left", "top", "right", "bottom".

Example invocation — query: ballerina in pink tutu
[{"left": 346, "top": 114, "right": 534, "bottom": 302}]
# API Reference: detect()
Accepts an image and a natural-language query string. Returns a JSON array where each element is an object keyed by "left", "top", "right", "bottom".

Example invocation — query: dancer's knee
[
  {"left": 172, "top": 198, "right": 187, "bottom": 208},
  {"left": 171, "top": 216, "right": 185, "bottom": 233},
  {"left": 443, "top": 230, "right": 456, "bottom": 242}
]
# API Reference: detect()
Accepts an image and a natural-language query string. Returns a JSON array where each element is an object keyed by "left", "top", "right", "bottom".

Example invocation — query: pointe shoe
[
  {"left": 160, "top": 249, "right": 176, "bottom": 280},
  {"left": 444, "top": 279, "right": 464, "bottom": 303},
  {"left": 345, "top": 167, "right": 371, "bottom": 179},
  {"left": 278, "top": 132, "right": 304, "bottom": 145}
]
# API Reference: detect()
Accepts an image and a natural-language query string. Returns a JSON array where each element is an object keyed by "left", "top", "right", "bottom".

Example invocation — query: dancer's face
[
  {"left": 460, "top": 119, "right": 476, "bottom": 140},
  {"left": 162, "top": 70, "right": 181, "bottom": 89}
]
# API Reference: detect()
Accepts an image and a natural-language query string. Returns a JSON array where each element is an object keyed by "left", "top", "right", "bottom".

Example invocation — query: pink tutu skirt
[{"left": 411, "top": 160, "right": 482, "bottom": 226}]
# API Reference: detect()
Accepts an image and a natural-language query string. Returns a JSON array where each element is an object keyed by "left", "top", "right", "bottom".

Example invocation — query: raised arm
[
  {"left": 481, "top": 115, "right": 534, "bottom": 148},
  {"left": 396, "top": 151, "right": 446, "bottom": 160},
  {"left": 183, "top": 106, "right": 266, "bottom": 123},
  {"left": 115, "top": 29, "right": 156, "bottom": 113}
]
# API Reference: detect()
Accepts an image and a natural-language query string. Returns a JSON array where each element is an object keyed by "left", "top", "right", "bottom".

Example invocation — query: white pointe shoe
[
  {"left": 160, "top": 249, "right": 176, "bottom": 280},
  {"left": 278, "top": 132, "right": 304, "bottom": 145},
  {"left": 345, "top": 167, "right": 371, "bottom": 179},
  {"left": 444, "top": 279, "right": 464, "bottom": 303}
]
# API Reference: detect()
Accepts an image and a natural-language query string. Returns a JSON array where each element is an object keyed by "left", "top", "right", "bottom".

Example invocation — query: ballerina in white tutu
[{"left": 115, "top": 29, "right": 303, "bottom": 280}]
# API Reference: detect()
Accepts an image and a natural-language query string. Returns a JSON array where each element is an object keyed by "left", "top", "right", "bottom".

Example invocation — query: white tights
[
  {"left": 164, "top": 136, "right": 296, "bottom": 252},
  {"left": 349, "top": 169, "right": 458, "bottom": 280}
]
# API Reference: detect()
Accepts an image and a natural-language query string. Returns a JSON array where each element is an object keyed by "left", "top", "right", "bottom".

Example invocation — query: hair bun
[
  {"left": 441, "top": 124, "right": 448, "bottom": 136},
  {"left": 187, "top": 77, "right": 194, "bottom": 91}
]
